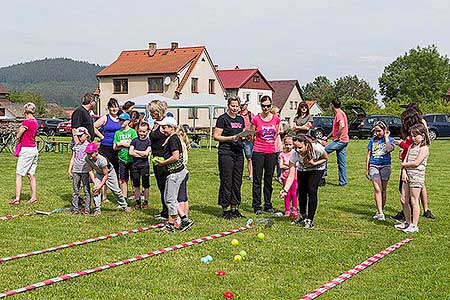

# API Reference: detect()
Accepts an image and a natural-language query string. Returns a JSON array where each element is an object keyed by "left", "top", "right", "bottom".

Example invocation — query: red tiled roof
[
  {"left": 0, "top": 83, "right": 9, "bottom": 94},
  {"left": 97, "top": 46, "right": 205, "bottom": 77},
  {"left": 217, "top": 69, "right": 260, "bottom": 89},
  {"left": 269, "top": 80, "right": 300, "bottom": 109},
  {"left": 305, "top": 101, "right": 316, "bottom": 108}
]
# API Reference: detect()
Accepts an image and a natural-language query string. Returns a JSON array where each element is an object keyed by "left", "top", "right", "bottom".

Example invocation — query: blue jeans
[
  {"left": 242, "top": 140, "right": 253, "bottom": 159},
  {"left": 325, "top": 141, "right": 348, "bottom": 186}
]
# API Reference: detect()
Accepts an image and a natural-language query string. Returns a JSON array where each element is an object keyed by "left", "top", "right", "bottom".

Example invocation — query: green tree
[
  {"left": 9, "top": 90, "right": 48, "bottom": 116},
  {"left": 301, "top": 76, "right": 335, "bottom": 110},
  {"left": 334, "top": 75, "right": 377, "bottom": 103},
  {"left": 379, "top": 45, "right": 450, "bottom": 105}
]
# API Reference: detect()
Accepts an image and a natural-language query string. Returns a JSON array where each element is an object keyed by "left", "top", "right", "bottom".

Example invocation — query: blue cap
[
  {"left": 118, "top": 112, "right": 130, "bottom": 121},
  {"left": 166, "top": 112, "right": 174, "bottom": 117}
]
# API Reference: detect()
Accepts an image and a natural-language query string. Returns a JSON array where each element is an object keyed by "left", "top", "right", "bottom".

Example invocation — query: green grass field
[{"left": 0, "top": 140, "right": 449, "bottom": 299}]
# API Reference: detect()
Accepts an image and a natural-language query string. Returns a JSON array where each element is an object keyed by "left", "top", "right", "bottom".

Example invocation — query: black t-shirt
[
  {"left": 163, "top": 134, "right": 184, "bottom": 174},
  {"left": 131, "top": 137, "right": 152, "bottom": 168},
  {"left": 215, "top": 113, "right": 245, "bottom": 155},
  {"left": 71, "top": 106, "right": 94, "bottom": 140},
  {"left": 150, "top": 125, "right": 166, "bottom": 157}
]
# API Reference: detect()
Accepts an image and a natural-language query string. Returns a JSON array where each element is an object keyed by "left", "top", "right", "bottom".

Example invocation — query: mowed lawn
[{"left": 0, "top": 140, "right": 449, "bottom": 299}]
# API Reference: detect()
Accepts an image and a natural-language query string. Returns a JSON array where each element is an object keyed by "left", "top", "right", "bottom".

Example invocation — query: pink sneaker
[{"left": 285, "top": 210, "right": 291, "bottom": 217}]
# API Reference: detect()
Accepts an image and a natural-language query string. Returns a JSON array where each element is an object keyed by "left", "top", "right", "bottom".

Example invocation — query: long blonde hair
[{"left": 177, "top": 126, "right": 191, "bottom": 151}]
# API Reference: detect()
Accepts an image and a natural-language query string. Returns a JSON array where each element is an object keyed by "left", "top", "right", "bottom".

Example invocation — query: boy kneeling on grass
[
  {"left": 155, "top": 117, "right": 194, "bottom": 232},
  {"left": 85, "top": 142, "right": 131, "bottom": 216}
]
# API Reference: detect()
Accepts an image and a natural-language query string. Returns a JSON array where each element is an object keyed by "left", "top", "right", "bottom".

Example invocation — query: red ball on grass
[{"left": 224, "top": 291, "right": 234, "bottom": 299}]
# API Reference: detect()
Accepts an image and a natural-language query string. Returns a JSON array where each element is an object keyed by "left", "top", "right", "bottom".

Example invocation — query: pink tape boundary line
[
  {"left": 0, "top": 224, "right": 252, "bottom": 298},
  {"left": 0, "top": 222, "right": 166, "bottom": 264},
  {"left": 0, "top": 212, "right": 34, "bottom": 221},
  {"left": 300, "top": 237, "right": 414, "bottom": 300}
]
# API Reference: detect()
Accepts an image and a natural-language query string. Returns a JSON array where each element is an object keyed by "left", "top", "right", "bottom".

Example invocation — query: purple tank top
[{"left": 101, "top": 114, "right": 121, "bottom": 147}]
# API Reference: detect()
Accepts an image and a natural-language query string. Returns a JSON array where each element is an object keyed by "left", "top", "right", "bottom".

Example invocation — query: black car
[
  {"left": 310, "top": 116, "right": 334, "bottom": 139},
  {"left": 37, "top": 118, "right": 64, "bottom": 136},
  {"left": 422, "top": 114, "right": 450, "bottom": 140},
  {"left": 349, "top": 114, "right": 402, "bottom": 139}
]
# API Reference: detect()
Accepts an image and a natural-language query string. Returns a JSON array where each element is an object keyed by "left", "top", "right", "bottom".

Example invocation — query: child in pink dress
[{"left": 279, "top": 136, "right": 298, "bottom": 216}]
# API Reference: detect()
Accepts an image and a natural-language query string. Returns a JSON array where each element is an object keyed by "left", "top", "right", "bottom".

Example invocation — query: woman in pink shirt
[
  {"left": 10, "top": 102, "right": 39, "bottom": 205},
  {"left": 250, "top": 96, "right": 280, "bottom": 215}
]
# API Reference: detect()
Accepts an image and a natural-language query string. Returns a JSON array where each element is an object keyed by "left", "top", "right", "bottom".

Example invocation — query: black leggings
[
  {"left": 252, "top": 152, "right": 277, "bottom": 211},
  {"left": 153, "top": 164, "right": 168, "bottom": 216},
  {"left": 218, "top": 153, "right": 244, "bottom": 208},
  {"left": 99, "top": 145, "right": 119, "bottom": 177},
  {"left": 297, "top": 169, "right": 325, "bottom": 221}
]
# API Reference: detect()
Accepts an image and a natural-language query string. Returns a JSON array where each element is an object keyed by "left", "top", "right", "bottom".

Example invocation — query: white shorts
[{"left": 16, "top": 147, "right": 39, "bottom": 176}]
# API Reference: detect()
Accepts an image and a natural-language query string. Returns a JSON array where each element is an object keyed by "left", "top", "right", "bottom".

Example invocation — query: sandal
[
  {"left": 27, "top": 198, "right": 38, "bottom": 204},
  {"left": 9, "top": 199, "right": 20, "bottom": 205}
]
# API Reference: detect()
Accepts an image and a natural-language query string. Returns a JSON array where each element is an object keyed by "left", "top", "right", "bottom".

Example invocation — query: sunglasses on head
[{"left": 261, "top": 104, "right": 272, "bottom": 108}]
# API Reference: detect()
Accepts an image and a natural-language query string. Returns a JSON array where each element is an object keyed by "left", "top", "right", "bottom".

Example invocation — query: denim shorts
[
  {"left": 369, "top": 165, "right": 391, "bottom": 181},
  {"left": 242, "top": 140, "right": 253, "bottom": 159}
]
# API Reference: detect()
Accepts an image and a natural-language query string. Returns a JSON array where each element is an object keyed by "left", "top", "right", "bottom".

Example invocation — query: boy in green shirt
[{"left": 113, "top": 113, "right": 138, "bottom": 198}]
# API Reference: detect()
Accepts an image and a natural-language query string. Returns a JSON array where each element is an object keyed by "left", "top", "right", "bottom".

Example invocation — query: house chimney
[
  {"left": 235, "top": 65, "right": 239, "bottom": 69},
  {"left": 148, "top": 42, "right": 157, "bottom": 57},
  {"left": 171, "top": 42, "right": 179, "bottom": 51}
]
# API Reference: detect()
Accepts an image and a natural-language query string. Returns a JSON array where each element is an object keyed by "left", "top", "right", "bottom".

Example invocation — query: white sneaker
[
  {"left": 373, "top": 213, "right": 385, "bottom": 221},
  {"left": 304, "top": 219, "right": 315, "bottom": 229},
  {"left": 402, "top": 224, "right": 419, "bottom": 233},
  {"left": 394, "top": 222, "right": 409, "bottom": 230}
]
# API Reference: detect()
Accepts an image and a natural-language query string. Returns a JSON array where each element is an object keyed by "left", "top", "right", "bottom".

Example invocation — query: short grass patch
[{"left": 0, "top": 140, "right": 448, "bottom": 299}]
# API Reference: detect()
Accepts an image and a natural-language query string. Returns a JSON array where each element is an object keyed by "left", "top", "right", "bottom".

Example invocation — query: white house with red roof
[
  {"left": 269, "top": 80, "right": 304, "bottom": 126},
  {"left": 0, "top": 83, "right": 18, "bottom": 120},
  {"left": 97, "top": 42, "right": 226, "bottom": 128},
  {"left": 217, "top": 67, "right": 273, "bottom": 114}
]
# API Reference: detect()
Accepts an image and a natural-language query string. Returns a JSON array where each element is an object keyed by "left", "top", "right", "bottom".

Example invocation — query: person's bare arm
[
  {"left": 213, "top": 127, "right": 238, "bottom": 142},
  {"left": 402, "top": 147, "right": 429, "bottom": 168}
]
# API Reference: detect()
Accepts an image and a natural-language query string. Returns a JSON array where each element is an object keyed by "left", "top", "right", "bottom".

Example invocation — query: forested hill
[{"left": 0, "top": 58, "right": 104, "bottom": 107}]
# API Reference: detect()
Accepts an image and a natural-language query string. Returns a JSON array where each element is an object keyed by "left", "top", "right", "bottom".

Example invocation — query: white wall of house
[
  {"left": 178, "top": 50, "right": 226, "bottom": 128},
  {"left": 309, "top": 103, "right": 323, "bottom": 116},
  {"left": 98, "top": 74, "right": 179, "bottom": 114},
  {"left": 237, "top": 88, "right": 272, "bottom": 114},
  {"left": 279, "top": 87, "right": 303, "bottom": 126}
]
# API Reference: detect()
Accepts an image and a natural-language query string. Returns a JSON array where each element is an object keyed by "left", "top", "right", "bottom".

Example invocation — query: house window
[
  {"left": 294, "top": 101, "right": 298, "bottom": 109},
  {"left": 252, "top": 76, "right": 260, "bottom": 83},
  {"left": 188, "top": 108, "right": 198, "bottom": 119},
  {"left": 244, "top": 93, "right": 251, "bottom": 102},
  {"left": 290, "top": 101, "right": 293, "bottom": 110},
  {"left": 0, "top": 107, "right": 5, "bottom": 117},
  {"left": 148, "top": 77, "right": 164, "bottom": 93},
  {"left": 191, "top": 78, "right": 198, "bottom": 93},
  {"left": 113, "top": 79, "right": 128, "bottom": 94},
  {"left": 209, "top": 79, "right": 215, "bottom": 94},
  {"left": 258, "top": 93, "right": 263, "bottom": 102}
]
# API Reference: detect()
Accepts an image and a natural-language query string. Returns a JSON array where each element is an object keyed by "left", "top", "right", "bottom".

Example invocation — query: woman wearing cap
[
  {"left": 213, "top": 96, "right": 246, "bottom": 220},
  {"left": 148, "top": 99, "right": 170, "bottom": 219},
  {"left": 10, "top": 102, "right": 39, "bottom": 205},
  {"left": 292, "top": 102, "right": 313, "bottom": 135},
  {"left": 250, "top": 95, "right": 280, "bottom": 215}
]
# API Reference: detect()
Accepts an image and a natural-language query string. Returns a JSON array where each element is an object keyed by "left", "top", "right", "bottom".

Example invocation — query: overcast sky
[{"left": 2, "top": 0, "right": 450, "bottom": 96}]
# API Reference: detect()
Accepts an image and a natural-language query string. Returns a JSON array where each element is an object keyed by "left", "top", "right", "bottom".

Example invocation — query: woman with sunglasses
[
  {"left": 280, "top": 134, "right": 328, "bottom": 229},
  {"left": 213, "top": 96, "right": 246, "bottom": 220},
  {"left": 250, "top": 96, "right": 280, "bottom": 215},
  {"left": 292, "top": 102, "right": 313, "bottom": 135}
]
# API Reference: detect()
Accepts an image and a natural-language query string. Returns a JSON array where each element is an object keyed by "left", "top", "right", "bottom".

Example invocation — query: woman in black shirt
[
  {"left": 213, "top": 96, "right": 245, "bottom": 220},
  {"left": 148, "top": 100, "right": 169, "bottom": 219}
]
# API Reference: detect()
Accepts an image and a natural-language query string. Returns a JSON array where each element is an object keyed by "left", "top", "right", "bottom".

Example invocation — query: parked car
[
  {"left": 310, "top": 116, "right": 334, "bottom": 139},
  {"left": 422, "top": 113, "right": 450, "bottom": 140},
  {"left": 55, "top": 115, "right": 101, "bottom": 137},
  {"left": 37, "top": 118, "right": 64, "bottom": 136},
  {"left": 349, "top": 114, "right": 402, "bottom": 139},
  {"left": 56, "top": 121, "right": 72, "bottom": 136}
]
